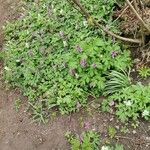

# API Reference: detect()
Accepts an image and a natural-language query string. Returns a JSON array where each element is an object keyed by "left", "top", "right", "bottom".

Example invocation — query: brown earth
[{"left": 0, "top": 0, "right": 150, "bottom": 150}]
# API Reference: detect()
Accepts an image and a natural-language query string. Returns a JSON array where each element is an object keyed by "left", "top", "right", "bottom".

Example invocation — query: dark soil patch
[{"left": 0, "top": 1, "right": 150, "bottom": 150}]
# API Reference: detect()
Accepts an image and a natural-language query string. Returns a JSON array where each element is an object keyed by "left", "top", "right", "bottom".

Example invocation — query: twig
[
  {"left": 115, "top": 135, "right": 133, "bottom": 141},
  {"left": 139, "top": 0, "right": 145, "bottom": 45},
  {"left": 115, "top": 135, "right": 150, "bottom": 144},
  {"left": 71, "top": 0, "right": 142, "bottom": 44},
  {"left": 94, "top": 20, "right": 142, "bottom": 43},
  {"left": 72, "top": 0, "right": 90, "bottom": 18},
  {"left": 113, "top": 1, "right": 133, "bottom": 23},
  {"left": 133, "top": 0, "right": 139, "bottom": 11},
  {"left": 67, "top": 0, "right": 85, "bottom": 16},
  {"left": 126, "top": 0, "right": 150, "bottom": 33}
]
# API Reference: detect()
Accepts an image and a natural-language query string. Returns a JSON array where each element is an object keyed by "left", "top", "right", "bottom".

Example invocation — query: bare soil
[{"left": 0, "top": 0, "right": 150, "bottom": 150}]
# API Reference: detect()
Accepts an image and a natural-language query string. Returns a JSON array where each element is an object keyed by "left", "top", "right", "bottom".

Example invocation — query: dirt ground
[{"left": 0, "top": 0, "right": 150, "bottom": 150}]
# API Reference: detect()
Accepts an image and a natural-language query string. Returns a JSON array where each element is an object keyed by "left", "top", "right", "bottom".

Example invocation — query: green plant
[
  {"left": 66, "top": 131, "right": 125, "bottom": 150},
  {"left": 104, "top": 70, "right": 131, "bottom": 95},
  {"left": 3, "top": 0, "right": 131, "bottom": 117},
  {"left": 138, "top": 66, "right": 150, "bottom": 78},
  {"left": 29, "top": 102, "right": 48, "bottom": 123},
  {"left": 120, "top": 126, "right": 130, "bottom": 134},
  {"left": 14, "top": 99, "right": 21, "bottom": 111},
  {"left": 114, "top": 144, "right": 124, "bottom": 150},
  {"left": 101, "top": 144, "right": 124, "bottom": 150},
  {"left": 66, "top": 131, "right": 100, "bottom": 150},
  {"left": 0, "top": 51, "right": 4, "bottom": 61},
  {"left": 108, "top": 126, "right": 117, "bottom": 138},
  {"left": 102, "top": 83, "right": 150, "bottom": 122}
]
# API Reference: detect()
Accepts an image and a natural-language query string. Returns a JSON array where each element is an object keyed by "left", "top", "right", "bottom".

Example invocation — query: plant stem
[{"left": 71, "top": 0, "right": 142, "bottom": 44}]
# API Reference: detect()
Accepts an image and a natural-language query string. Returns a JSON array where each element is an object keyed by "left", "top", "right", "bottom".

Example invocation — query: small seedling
[
  {"left": 29, "top": 102, "right": 48, "bottom": 124},
  {"left": 121, "top": 126, "right": 130, "bottom": 134},
  {"left": 138, "top": 66, "right": 150, "bottom": 78},
  {"left": 14, "top": 99, "right": 21, "bottom": 112},
  {"left": 131, "top": 121, "right": 139, "bottom": 129},
  {"left": 114, "top": 144, "right": 124, "bottom": 150},
  {"left": 108, "top": 126, "right": 117, "bottom": 138},
  {"left": 79, "top": 117, "right": 84, "bottom": 128}
]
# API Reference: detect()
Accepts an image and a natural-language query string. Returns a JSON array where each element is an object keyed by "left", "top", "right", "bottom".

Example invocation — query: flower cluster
[{"left": 80, "top": 59, "right": 87, "bottom": 68}]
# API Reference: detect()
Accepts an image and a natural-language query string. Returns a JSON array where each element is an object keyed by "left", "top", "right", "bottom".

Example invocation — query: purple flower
[
  {"left": 59, "top": 31, "right": 65, "bottom": 39},
  {"left": 69, "top": 69, "right": 76, "bottom": 76},
  {"left": 92, "top": 63, "right": 97, "bottom": 68},
  {"left": 80, "top": 59, "right": 87, "bottom": 68},
  {"left": 76, "top": 45, "right": 82, "bottom": 52},
  {"left": 111, "top": 51, "right": 118, "bottom": 58},
  {"left": 84, "top": 122, "right": 91, "bottom": 129}
]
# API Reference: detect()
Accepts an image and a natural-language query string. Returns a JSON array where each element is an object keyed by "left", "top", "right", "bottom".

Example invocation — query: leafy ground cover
[
  {"left": 66, "top": 130, "right": 124, "bottom": 150},
  {"left": 0, "top": 0, "right": 150, "bottom": 150},
  {"left": 3, "top": 0, "right": 132, "bottom": 120},
  {"left": 2, "top": 0, "right": 150, "bottom": 124}
]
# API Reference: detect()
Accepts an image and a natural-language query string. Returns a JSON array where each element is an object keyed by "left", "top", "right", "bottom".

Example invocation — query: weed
[
  {"left": 66, "top": 131, "right": 100, "bottom": 150},
  {"left": 14, "top": 99, "right": 21, "bottom": 112},
  {"left": 101, "top": 144, "right": 124, "bottom": 150},
  {"left": 104, "top": 70, "right": 131, "bottom": 95},
  {"left": 120, "top": 126, "right": 130, "bottom": 134},
  {"left": 102, "top": 83, "right": 150, "bottom": 122},
  {"left": 66, "top": 131, "right": 124, "bottom": 150},
  {"left": 138, "top": 66, "right": 150, "bottom": 78},
  {"left": 29, "top": 102, "right": 48, "bottom": 123},
  {"left": 108, "top": 126, "right": 117, "bottom": 139}
]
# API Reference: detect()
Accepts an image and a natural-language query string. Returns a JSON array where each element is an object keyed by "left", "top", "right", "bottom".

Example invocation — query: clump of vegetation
[
  {"left": 14, "top": 98, "right": 21, "bottom": 112},
  {"left": 102, "top": 68, "right": 150, "bottom": 122},
  {"left": 102, "top": 83, "right": 150, "bottom": 122},
  {"left": 3, "top": 0, "right": 150, "bottom": 123},
  {"left": 0, "top": 51, "right": 4, "bottom": 61},
  {"left": 3, "top": 0, "right": 131, "bottom": 118},
  {"left": 104, "top": 70, "right": 131, "bottom": 95},
  {"left": 138, "top": 66, "right": 150, "bottom": 79},
  {"left": 65, "top": 131, "right": 124, "bottom": 150},
  {"left": 65, "top": 131, "right": 100, "bottom": 150},
  {"left": 101, "top": 144, "right": 124, "bottom": 150},
  {"left": 108, "top": 126, "right": 117, "bottom": 139}
]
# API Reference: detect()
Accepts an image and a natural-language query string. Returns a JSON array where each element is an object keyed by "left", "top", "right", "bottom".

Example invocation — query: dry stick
[
  {"left": 115, "top": 136, "right": 150, "bottom": 144},
  {"left": 67, "top": 0, "right": 84, "bottom": 16},
  {"left": 133, "top": 0, "right": 139, "bottom": 11},
  {"left": 133, "top": 0, "right": 144, "bottom": 43},
  {"left": 139, "top": 0, "right": 145, "bottom": 45},
  {"left": 71, "top": 0, "right": 142, "bottom": 44},
  {"left": 113, "top": 1, "right": 133, "bottom": 23},
  {"left": 126, "top": 0, "right": 150, "bottom": 33},
  {"left": 94, "top": 20, "right": 142, "bottom": 44}
]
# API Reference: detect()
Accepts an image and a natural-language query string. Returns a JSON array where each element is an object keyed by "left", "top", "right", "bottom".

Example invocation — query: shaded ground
[{"left": 0, "top": 0, "right": 150, "bottom": 150}]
